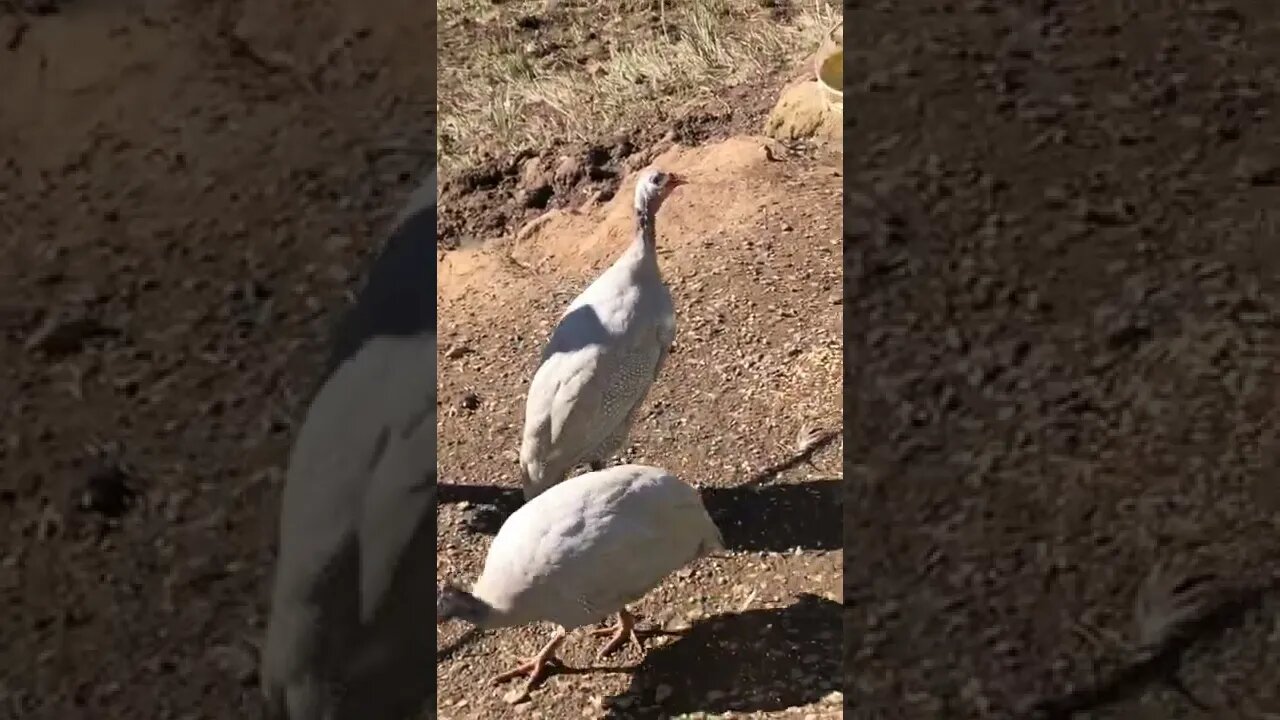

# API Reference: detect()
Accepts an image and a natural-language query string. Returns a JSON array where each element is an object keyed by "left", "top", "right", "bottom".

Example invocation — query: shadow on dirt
[
  {"left": 703, "top": 478, "right": 841, "bottom": 552},
  {"left": 437, "top": 477, "right": 840, "bottom": 552},
  {"left": 601, "top": 592, "right": 841, "bottom": 719},
  {"left": 1025, "top": 580, "right": 1280, "bottom": 719},
  {"left": 437, "top": 483, "right": 524, "bottom": 534}
]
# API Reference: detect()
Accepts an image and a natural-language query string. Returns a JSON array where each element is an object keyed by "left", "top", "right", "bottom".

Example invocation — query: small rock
[
  {"left": 519, "top": 157, "right": 544, "bottom": 188},
  {"left": 554, "top": 156, "right": 583, "bottom": 185},
  {"left": 764, "top": 80, "right": 841, "bottom": 142},
  {"left": 78, "top": 463, "right": 136, "bottom": 519},
  {"left": 206, "top": 644, "right": 257, "bottom": 686},
  {"left": 460, "top": 392, "right": 481, "bottom": 411},
  {"left": 25, "top": 315, "right": 117, "bottom": 356},
  {"left": 1232, "top": 155, "right": 1280, "bottom": 186},
  {"left": 1042, "top": 185, "right": 1069, "bottom": 208},
  {"left": 1076, "top": 199, "right": 1134, "bottom": 226},
  {"left": 21, "top": 0, "right": 60, "bottom": 15},
  {"left": 504, "top": 687, "right": 531, "bottom": 705}
]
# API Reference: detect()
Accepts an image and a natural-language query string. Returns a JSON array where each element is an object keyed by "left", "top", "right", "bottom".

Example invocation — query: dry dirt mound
[
  {"left": 765, "top": 78, "right": 843, "bottom": 144},
  {"left": 436, "top": 136, "right": 844, "bottom": 719},
  {"left": 436, "top": 82, "right": 786, "bottom": 253}
]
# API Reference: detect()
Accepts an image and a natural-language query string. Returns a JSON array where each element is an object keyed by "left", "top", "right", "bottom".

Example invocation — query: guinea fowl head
[
  {"left": 436, "top": 583, "right": 490, "bottom": 626},
  {"left": 633, "top": 168, "right": 685, "bottom": 213}
]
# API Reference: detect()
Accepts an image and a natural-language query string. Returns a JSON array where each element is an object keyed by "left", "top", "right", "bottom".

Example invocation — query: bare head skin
[{"left": 633, "top": 168, "right": 686, "bottom": 212}]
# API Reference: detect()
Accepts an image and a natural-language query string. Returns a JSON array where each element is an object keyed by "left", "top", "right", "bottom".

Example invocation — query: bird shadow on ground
[
  {"left": 600, "top": 593, "right": 841, "bottom": 719},
  {"left": 436, "top": 431, "right": 842, "bottom": 545},
  {"left": 1025, "top": 580, "right": 1278, "bottom": 719},
  {"left": 437, "top": 475, "right": 841, "bottom": 551},
  {"left": 701, "top": 477, "right": 840, "bottom": 553},
  {"left": 701, "top": 429, "right": 840, "bottom": 552},
  {"left": 436, "top": 626, "right": 483, "bottom": 664},
  {"left": 437, "top": 482, "right": 523, "bottom": 534}
]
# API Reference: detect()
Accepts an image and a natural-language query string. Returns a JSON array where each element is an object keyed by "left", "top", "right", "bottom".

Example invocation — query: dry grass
[{"left": 437, "top": 0, "right": 840, "bottom": 173}]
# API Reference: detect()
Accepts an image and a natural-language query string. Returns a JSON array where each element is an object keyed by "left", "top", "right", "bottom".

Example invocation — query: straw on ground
[{"left": 438, "top": 0, "right": 840, "bottom": 172}]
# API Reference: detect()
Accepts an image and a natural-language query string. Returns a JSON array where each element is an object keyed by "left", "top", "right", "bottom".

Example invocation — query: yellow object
[{"left": 814, "top": 21, "right": 843, "bottom": 110}]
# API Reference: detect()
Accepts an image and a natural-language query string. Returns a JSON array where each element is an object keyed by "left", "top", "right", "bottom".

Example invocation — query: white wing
[{"left": 479, "top": 467, "right": 720, "bottom": 627}]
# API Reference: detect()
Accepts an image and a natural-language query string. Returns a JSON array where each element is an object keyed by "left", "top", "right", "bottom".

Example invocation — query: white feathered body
[
  {"left": 520, "top": 244, "right": 675, "bottom": 499},
  {"left": 261, "top": 335, "right": 437, "bottom": 719},
  {"left": 473, "top": 464, "right": 722, "bottom": 630}
]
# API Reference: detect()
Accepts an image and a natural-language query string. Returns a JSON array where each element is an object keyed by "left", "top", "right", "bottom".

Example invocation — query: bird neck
[
  {"left": 630, "top": 201, "right": 661, "bottom": 270},
  {"left": 447, "top": 587, "right": 507, "bottom": 629},
  {"left": 467, "top": 587, "right": 524, "bottom": 629}
]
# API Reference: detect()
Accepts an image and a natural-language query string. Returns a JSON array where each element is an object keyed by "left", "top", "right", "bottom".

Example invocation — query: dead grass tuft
[{"left": 437, "top": 0, "right": 840, "bottom": 173}]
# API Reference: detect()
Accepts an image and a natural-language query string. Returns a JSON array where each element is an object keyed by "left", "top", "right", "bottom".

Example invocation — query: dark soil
[
  {"left": 847, "top": 1, "right": 1280, "bottom": 718},
  {"left": 437, "top": 82, "right": 784, "bottom": 250},
  {"left": 0, "top": 0, "right": 431, "bottom": 717}
]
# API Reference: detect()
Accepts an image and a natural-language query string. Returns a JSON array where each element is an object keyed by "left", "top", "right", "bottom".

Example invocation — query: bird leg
[
  {"left": 489, "top": 626, "right": 567, "bottom": 695},
  {"left": 589, "top": 608, "right": 646, "bottom": 657}
]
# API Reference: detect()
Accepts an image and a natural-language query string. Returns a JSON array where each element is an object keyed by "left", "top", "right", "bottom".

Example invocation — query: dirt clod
[
  {"left": 77, "top": 462, "right": 136, "bottom": 520},
  {"left": 24, "top": 315, "right": 117, "bottom": 357}
]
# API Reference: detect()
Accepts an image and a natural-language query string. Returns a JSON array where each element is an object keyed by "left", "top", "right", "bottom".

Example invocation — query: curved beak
[{"left": 668, "top": 173, "right": 687, "bottom": 188}]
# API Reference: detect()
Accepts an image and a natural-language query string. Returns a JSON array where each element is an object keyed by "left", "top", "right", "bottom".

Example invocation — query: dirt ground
[
  {"left": 0, "top": 0, "right": 432, "bottom": 717},
  {"left": 435, "top": 137, "right": 844, "bottom": 719},
  {"left": 434, "top": 3, "right": 845, "bottom": 715},
  {"left": 18, "top": 0, "right": 1280, "bottom": 718},
  {"left": 2, "top": 1, "right": 840, "bottom": 719},
  {"left": 847, "top": 1, "right": 1280, "bottom": 719}
]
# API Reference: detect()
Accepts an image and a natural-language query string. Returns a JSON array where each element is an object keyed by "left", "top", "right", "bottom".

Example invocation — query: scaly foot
[
  {"left": 589, "top": 608, "right": 646, "bottom": 658},
  {"left": 490, "top": 627, "right": 568, "bottom": 703}
]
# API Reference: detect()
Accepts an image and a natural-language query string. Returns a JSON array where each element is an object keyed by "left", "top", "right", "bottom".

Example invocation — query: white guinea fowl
[
  {"left": 260, "top": 169, "right": 438, "bottom": 720},
  {"left": 518, "top": 169, "right": 684, "bottom": 501},
  {"left": 437, "top": 464, "right": 723, "bottom": 700}
]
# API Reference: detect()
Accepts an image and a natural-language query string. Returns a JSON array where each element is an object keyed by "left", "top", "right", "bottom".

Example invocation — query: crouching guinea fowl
[
  {"left": 518, "top": 169, "right": 684, "bottom": 501},
  {"left": 437, "top": 464, "right": 723, "bottom": 700}
]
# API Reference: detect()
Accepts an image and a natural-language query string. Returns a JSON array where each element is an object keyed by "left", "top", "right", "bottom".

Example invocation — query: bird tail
[
  {"left": 259, "top": 655, "right": 295, "bottom": 720},
  {"left": 705, "top": 524, "right": 727, "bottom": 555},
  {"left": 699, "top": 501, "right": 727, "bottom": 556},
  {"left": 519, "top": 458, "right": 553, "bottom": 501}
]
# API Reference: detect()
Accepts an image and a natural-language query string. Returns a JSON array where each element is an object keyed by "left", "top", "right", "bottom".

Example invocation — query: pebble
[{"left": 653, "top": 684, "right": 673, "bottom": 703}]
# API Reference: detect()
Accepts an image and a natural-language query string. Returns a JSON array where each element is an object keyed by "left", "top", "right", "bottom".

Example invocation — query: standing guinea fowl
[
  {"left": 519, "top": 168, "right": 684, "bottom": 501},
  {"left": 260, "top": 169, "right": 438, "bottom": 720},
  {"left": 438, "top": 464, "right": 723, "bottom": 701}
]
